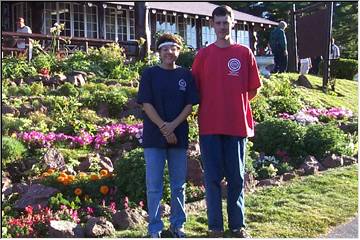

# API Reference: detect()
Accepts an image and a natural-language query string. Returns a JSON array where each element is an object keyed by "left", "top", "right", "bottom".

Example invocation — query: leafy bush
[
  {"left": 2, "top": 115, "right": 33, "bottom": 135},
  {"left": 59, "top": 50, "right": 91, "bottom": 74},
  {"left": 30, "top": 82, "right": 46, "bottom": 96},
  {"left": 32, "top": 53, "right": 57, "bottom": 73},
  {"left": 269, "top": 95, "right": 304, "bottom": 114},
  {"left": 304, "top": 123, "right": 354, "bottom": 160},
  {"left": 2, "top": 56, "right": 37, "bottom": 80},
  {"left": 252, "top": 118, "right": 306, "bottom": 166},
  {"left": 319, "top": 58, "right": 358, "bottom": 80},
  {"left": 257, "top": 164, "right": 278, "bottom": 179},
  {"left": 54, "top": 82, "right": 79, "bottom": 97},
  {"left": 251, "top": 95, "right": 272, "bottom": 122},
  {"left": 2, "top": 136, "right": 27, "bottom": 168},
  {"left": 114, "top": 148, "right": 171, "bottom": 205},
  {"left": 176, "top": 49, "right": 196, "bottom": 69}
]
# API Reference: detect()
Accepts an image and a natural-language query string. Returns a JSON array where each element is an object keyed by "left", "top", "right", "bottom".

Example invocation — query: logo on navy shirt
[
  {"left": 178, "top": 79, "right": 186, "bottom": 91},
  {"left": 227, "top": 58, "right": 241, "bottom": 76}
]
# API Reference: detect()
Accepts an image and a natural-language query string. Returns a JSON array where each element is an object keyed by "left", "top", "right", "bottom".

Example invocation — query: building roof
[{"left": 108, "top": 1, "right": 278, "bottom": 26}]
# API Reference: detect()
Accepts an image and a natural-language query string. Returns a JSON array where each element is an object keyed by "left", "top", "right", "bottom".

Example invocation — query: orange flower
[
  {"left": 67, "top": 175, "right": 75, "bottom": 181},
  {"left": 74, "top": 188, "right": 82, "bottom": 196},
  {"left": 57, "top": 176, "right": 65, "bottom": 183},
  {"left": 47, "top": 168, "right": 55, "bottom": 174},
  {"left": 62, "top": 179, "right": 71, "bottom": 185},
  {"left": 99, "top": 169, "right": 109, "bottom": 177},
  {"left": 90, "top": 174, "right": 100, "bottom": 181},
  {"left": 100, "top": 185, "right": 109, "bottom": 195},
  {"left": 78, "top": 172, "right": 87, "bottom": 178},
  {"left": 59, "top": 172, "right": 68, "bottom": 178},
  {"left": 42, "top": 172, "right": 50, "bottom": 178}
]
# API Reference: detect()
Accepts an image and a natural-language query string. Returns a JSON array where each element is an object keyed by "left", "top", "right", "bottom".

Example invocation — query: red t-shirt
[{"left": 192, "top": 43, "right": 262, "bottom": 137}]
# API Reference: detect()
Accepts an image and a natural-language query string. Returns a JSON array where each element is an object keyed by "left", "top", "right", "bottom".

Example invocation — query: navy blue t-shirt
[{"left": 137, "top": 65, "right": 199, "bottom": 148}]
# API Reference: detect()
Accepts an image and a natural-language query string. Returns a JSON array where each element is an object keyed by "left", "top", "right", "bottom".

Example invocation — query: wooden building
[{"left": 1, "top": 1, "right": 278, "bottom": 53}]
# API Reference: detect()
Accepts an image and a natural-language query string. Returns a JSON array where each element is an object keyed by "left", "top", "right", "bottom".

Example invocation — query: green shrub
[
  {"left": 2, "top": 136, "right": 27, "bottom": 168},
  {"left": 2, "top": 56, "right": 37, "bottom": 80},
  {"left": 2, "top": 115, "right": 33, "bottom": 135},
  {"left": 252, "top": 118, "right": 306, "bottom": 166},
  {"left": 54, "top": 82, "right": 79, "bottom": 97},
  {"left": 257, "top": 164, "right": 278, "bottom": 180},
  {"left": 30, "top": 82, "right": 46, "bottom": 96},
  {"left": 251, "top": 95, "right": 273, "bottom": 122},
  {"left": 176, "top": 49, "right": 196, "bottom": 69},
  {"left": 114, "top": 148, "right": 171, "bottom": 205},
  {"left": 32, "top": 53, "right": 57, "bottom": 73},
  {"left": 60, "top": 50, "right": 91, "bottom": 74},
  {"left": 304, "top": 123, "right": 354, "bottom": 160},
  {"left": 319, "top": 58, "right": 358, "bottom": 80},
  {"left": 269, "top": 95, "right": 304, "bottom": 114}
]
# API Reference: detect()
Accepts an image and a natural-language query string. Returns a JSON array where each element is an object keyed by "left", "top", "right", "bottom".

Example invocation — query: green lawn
[
  {"left": 287, "top": 73, "right": 358, "bottom": 114},
  {"left": 114, "top": 165, "right": 358, "bottom": 238}
]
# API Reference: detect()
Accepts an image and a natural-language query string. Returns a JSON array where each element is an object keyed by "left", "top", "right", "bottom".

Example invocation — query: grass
[
  {"left": 286, "top": 73, "right": 358, "bottom": 114},
  {"left": 114, "top": 165, "right": 358, "bottom": 238}
]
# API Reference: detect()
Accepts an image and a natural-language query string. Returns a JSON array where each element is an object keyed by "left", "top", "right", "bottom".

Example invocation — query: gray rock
[
  {"left": 300, "top": 155, "right": 325, "bottom": 175},
  {"left": 85, "top": 217, "right": 115, "bottom": 237},
  {"left": 96, "top": 102, "right": 110, "bottom": 117},
  {"left": 296, "top": 75, "right": 313, "bottom": 89},
  {"left": 322, "top": 154, "right": 343, "bottom": 169},
  {"left": 112, "top": 208, "right": 146, "bottom": 230},
  {"left": 257, "top": 178, "right": 282, "bottom": 187},
  {"left": 67, "top": 72, "right": 86, "bottom": 86},
  {"left": 187, "top": 157, "right": 203, "bottom": 186},
  {"left": 49, "top": 220, "right": 84, "bottom": 238},
  {"left": 244, "top": 172, "right": 257, "bottom": 192},
  {"left": 186, "top": 199, "right": 206, "bottom": 214},
  {"left": 100, "top": 156, "right": 114, "bottom": 173},
  {"left": 14, "top": 183, "right": 59, "bottom": 210},
  {"left": 19, "top": 103, "right": 34, "bottom": 117},
  {"left": 43, "top": 148, "right": 66, "bottom": 170},
  {"left": 53, "top": 73, "right": 67, "bottom": 84},
  {"left": 160, "top": 204, "right": 171, "bottom": 217},
  {"left": 2, "top": 105, "right": 19, "bottom": 116},
  {"left": 282, "top": 172, "right": 297, "bottom": 181},
  {"left": 343, "top": 156, "right": 357, "bottom": 166}
]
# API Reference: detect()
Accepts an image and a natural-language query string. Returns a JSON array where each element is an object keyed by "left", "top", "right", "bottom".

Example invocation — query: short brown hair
[
  {"left": 156, "top": 33, "right": 183, "bottom": 50},
  {"left": 212, "top": 5, "right": 234, "bottom": 20}
]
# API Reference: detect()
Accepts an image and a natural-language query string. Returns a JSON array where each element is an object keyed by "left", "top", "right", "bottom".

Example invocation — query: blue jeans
[
  {"left": 200, "top": 135, "right": 247, "bottom": 231},
  {"left": 144, "top": 148, "right": 187, "bottom": 235}
]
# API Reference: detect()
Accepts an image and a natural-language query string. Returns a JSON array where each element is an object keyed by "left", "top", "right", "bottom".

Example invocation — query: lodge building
[{"left": 1, "top": 1, "right": 278, "bottom": 53}]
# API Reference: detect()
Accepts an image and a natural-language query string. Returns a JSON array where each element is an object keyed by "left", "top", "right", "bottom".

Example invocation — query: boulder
[
  {"left": 321, "top": 154, "right": 343, "bottom": 169},
  {"left": 19, "top": 103, "right": 34, "bottom": 117},
  {"left": 67, "top": 71, "right": 86, "bottom": 86},
  {"left": 112, "top": 208, "right": 147, "bottom": 230},
  {"left": 296, "top": 75, "right": 313, "bottom": 89},
  {"left": 343, "top": 156, "right": 357, "bottom": 166},
  {"left": 85, "top": 217, "right": 115, "bottom": 237},
  {"left": 244, "top": 172, "right": 257, "bottom": 192},
  {"left": 186, "top": 199, "right": 206, "bottom": 214},
  {"left": 2, "top": 105, "right": 19, "bottom": 116},
  {"left": 282, "top": 172, "right": 297, "bottom": 181},
  {"left": 43, "top": 148, "right": 66, "bottom": 170},
  {"left": 96, "top": 102, "right": 110, "bottom": 118},
  {"left": 100, "top": 155, "right": 114, "bottom": 173},
  {"left": 257, "top": 177, "right": 282, "bottom": 187},
  {"left": 160, "top": 203, "right": 171, "bottom": 217},
  {"left": 299, "top": 155, "right": 325, "bottom": 175},
  {"left": 187, "top": 157, "right": 203, "bottom": 186},
  {"left": 14, "top": 183, "right": 59, "bottom": 210},
  {"left": 48, "top": 220, "right": 84, "bottom": 238}
]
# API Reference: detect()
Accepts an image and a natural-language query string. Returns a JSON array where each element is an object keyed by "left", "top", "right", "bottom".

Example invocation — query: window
[
  {"left": 201, "top": 19, "right": 216, "bottom": 47},
  {"left": 12, "top": 2, "right": 32, "bottom": 31},
  {"left": 156, "top": 13, "right": 177, "bottom": 34},
  {"left": 236, "top": 24, "right": 250, "bottom": 47},
  {"left": 43, "top": 2, "right": 98, "bottom": 38},
  {"left": 185, "top": 17, "right": 196, "bottom": 48},
  {"left": 104, "top": 8, "right": 135, "bottom": 41}
]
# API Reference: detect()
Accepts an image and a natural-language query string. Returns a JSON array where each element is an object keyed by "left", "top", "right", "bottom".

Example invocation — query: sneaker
[
  {"left": 231, "top": 228, "right": 251, "bottom": 238},
  {"left": 207, "top": 230, "right": 224, "bottom": 238},
  {"left": 169, "top": 226, "right": 186, "bottom": 238},
  {"left": 149, "top": 232, "right": 161, "bottom": 238}
]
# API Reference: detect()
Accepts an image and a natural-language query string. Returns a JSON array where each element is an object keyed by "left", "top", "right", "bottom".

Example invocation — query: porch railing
[{"left": 1, "top": 32, "right": 140, "bottom": 59}]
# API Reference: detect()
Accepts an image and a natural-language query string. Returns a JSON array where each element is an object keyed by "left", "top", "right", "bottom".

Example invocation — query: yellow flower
[
  {"left": 57, "top": 176, "right": 65, "bottom": 183},
  {"left": 99, "top": 169, "right": 109, "bottom": 177},
  {"left": 47, "top": 168, "right": 55, "bottom": 174},
  {"left": 78, "top": 172, "right": 87, "bottom": 178}
]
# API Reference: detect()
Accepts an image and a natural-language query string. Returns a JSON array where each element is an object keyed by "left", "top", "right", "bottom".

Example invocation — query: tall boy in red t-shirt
[{"left": 191, "top": 5, "right": 261, "bottom": 238}]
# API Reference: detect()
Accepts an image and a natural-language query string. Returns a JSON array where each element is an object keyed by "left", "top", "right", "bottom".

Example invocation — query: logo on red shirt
[{"left": 227, "top": 58, "right": 241, "bottom": 76}]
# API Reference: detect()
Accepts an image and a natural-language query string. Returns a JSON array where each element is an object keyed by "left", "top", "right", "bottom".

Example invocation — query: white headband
[{"left": 158, "top": 41, "right": 181, "bottom": 50}]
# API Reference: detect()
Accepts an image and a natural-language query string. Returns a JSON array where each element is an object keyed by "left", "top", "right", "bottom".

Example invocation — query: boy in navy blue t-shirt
[{"left": 137, "top": 33, "right": 199, "bottom": 238}]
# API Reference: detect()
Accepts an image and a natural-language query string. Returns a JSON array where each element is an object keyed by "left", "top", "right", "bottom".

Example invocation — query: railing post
[{"left": 85, "top": 41, "right": 89, "bottom": 54}]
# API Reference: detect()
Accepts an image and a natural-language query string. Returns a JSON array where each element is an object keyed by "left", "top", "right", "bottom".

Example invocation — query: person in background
[
  {"left": 299, "top": 57, "right": 312, "bottom": 75},
  {"left": 330, "top": 38, "right": 340, "bottom": 60},
  {"left": 16, "top": 17, "right": 32, "bottom": 59},
  {"left": 192, "top": 5, "right": 261, "bottom": 238},
  {"left": 137, "top": 33, "right": 199, "bottom": 238},
  {"left": 269, "top": 21, "right": 288, "bottom": 73}
]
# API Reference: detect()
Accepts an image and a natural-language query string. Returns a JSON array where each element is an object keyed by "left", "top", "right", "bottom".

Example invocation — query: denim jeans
[
  {"left": 200, "top": 135, "right": 247, "bottom": 231},
  {"left": 144, "top": 148, "right": 187, "bottom": 235}
]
